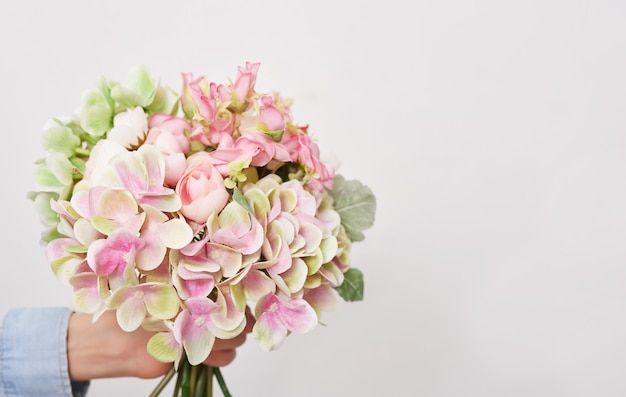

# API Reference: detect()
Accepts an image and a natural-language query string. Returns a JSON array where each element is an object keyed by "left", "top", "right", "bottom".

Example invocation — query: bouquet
[{"left": 29, "top": 62, "right": 376, "bottom": 396}]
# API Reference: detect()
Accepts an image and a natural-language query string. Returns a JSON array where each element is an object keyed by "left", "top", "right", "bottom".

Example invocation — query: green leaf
[
  {"left": 232, "top": 187, "right": 254, "bottom": 215},
  {"left": 335, "top": 268, "right": 364, "bottom": 301},
  {"left": 329, "top": 175, "right": 376, "bottom": 242}
]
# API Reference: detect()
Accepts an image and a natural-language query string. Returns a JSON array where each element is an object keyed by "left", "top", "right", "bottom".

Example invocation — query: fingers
[
  {"left": 204, "top": 348, "right": 237, "bottom": 367},
  {"left": 214, "top": 330, "right": 247, "bottom": 350},
  {"left": 202, "top": 335, "right": 244, "bottom": 367},
  {"left": 244, "top": 305, "right": 255, "bottom": 333},
  {"left": 203, "top": 306, "right": 255, "bottom": 367}
]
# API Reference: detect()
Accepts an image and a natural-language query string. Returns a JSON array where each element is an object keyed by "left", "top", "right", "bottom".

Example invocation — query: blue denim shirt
[{"left": 0, "top": 307, "right": 90, "bottom": 396}]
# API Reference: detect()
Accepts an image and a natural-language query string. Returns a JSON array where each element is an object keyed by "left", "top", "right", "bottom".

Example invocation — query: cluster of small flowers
[{"left": 30, "top": 62, "right": 375, "bottom": 367}]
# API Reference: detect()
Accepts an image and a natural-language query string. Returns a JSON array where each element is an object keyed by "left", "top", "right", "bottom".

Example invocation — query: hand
[{"left": 67, "top": 308, "right": 254, "bottom": 381}]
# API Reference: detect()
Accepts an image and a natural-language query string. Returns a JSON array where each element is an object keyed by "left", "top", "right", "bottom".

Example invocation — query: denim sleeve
[{"left": 0, "top": 307, "right": 90, "bottom": 397}]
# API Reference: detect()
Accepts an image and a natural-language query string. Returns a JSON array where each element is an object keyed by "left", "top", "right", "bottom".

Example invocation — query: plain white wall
[{"left": 2, "top": 0, "right": 626, "bottom": 396}]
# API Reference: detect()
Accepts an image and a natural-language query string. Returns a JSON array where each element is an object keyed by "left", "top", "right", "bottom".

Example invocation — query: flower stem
[
  {"left": 180, "top": 358, "right": 192, "bottom": 397},
  {"left": 194, "top": 365, "right": 208, "bottom": 397},
  {"left": 207, "top": 366, "right": 214, "bottom": 397},
  {"left": 149, "top": 366, "right": 176, "bottom": 397},
  {"left": 173, "top": 364, "right": 184, "bottom": 396},
  {"left": 213, "top": 367, "right": 232, "bottom": 397},
  {"left": 146, "top": 358, "right": 223, "bottom": 397},
  {"left": 189, "top": 364, "right": 200, "bottom": 396}
]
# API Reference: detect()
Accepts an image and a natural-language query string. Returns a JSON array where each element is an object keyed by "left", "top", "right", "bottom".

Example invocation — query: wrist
[
  {"left": 67, "top": 311, "right": 134, "bottom": 380},
  {"left": 67, "top": 311, "right": 172, "bottom": 380}
]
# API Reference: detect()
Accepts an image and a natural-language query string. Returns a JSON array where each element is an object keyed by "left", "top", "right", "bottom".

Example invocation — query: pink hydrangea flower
[
  {"left": 86, "top": 228, "right": 144, "bottom": 282},
  {"left": 252, "top": 293, "right": 317, "bottom": 351},
  {"left": 174, "top": 290, "right": 246, "bottom": 365},
  {"left": 206, "top": 201, "right": 264, "bottom": 257},
  {"left": 108, "top": 282, "right": 181, "bottom": 332}
]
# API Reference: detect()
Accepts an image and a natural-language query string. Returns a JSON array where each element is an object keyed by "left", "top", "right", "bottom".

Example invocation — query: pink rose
[
  {"left": 206, "top": 146, "right": 253, "bottom": 177},
  {"left": 149, "top": 113, "right": 192, "bottom": 144},
  {"left": 183, "top": 74, "right": 218, "bottom": 122},
  {"left": 282, "top": 128, "right": 335, "bottom": 190},
  {"left": 146, "top": 114, "right": 191, "bottom": 187},
  {"left": 235, "top": 132, "right": 290, "bottom": 169},
  {"left": 176, "top": 152, "right": 229, "bottom": 224},
  {"left": 182, "top": 73, "right": 234, "bottom": 146},
  {"left": 217, "top": 62, "right": 260, "bottom": 112},
  {"left": 257, "top": 95, "right": 286, "bottom": 132}
]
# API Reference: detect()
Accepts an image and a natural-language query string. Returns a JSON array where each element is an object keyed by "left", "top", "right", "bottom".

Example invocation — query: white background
[{"left": 1, "top": 1, "right": 626, "bottom": 396}]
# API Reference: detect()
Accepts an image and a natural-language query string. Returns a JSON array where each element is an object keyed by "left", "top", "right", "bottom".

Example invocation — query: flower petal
[
  {"left": 252, "top": 310, "right": 288, "bottom": 351},
  {"left": 175, "top": 310, "right": 216, "bottom": 365},
  {"left": 281, "top": 258, "right": 308, "bottom": 293},
  {"left": 147, "top": 330, "right": 181, "bottom": 363},
  {"left": 115, "top": 295, "right": 147, "bottom": 332},
  {"left": 144, "top": 284, "right": 180, "bottom": 319},
  {"left": 159, "top": 218, "right": 193, "bottom": 249},
  {"left": 278, "top": 297, "right": 318, "bottom": 334}
]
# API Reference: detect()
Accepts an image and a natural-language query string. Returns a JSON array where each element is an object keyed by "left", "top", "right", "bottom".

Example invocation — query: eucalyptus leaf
[
  {"left": 335, "top": 268, "right": 364, "bottom": 301},
  {"left": 329, "top": 175, "right": 376, "bottom": 242}
]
